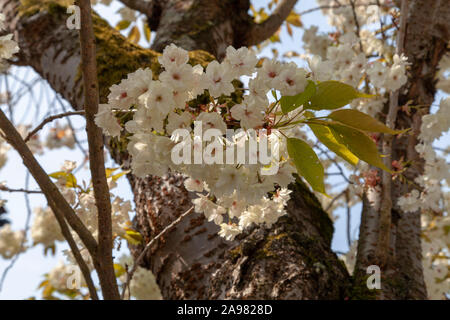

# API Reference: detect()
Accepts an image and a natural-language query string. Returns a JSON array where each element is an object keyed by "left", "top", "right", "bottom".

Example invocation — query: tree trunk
[
  {"left": 2, "top": 0, "right": 351, "bottom": 299},
  {"left": 355, "top": 0, "right": 449, "bottom": 299}
]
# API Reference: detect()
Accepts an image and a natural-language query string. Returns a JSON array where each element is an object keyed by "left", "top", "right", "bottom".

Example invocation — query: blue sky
[{"left": 0, "top": 0, "right": 448, "bottom": 299}]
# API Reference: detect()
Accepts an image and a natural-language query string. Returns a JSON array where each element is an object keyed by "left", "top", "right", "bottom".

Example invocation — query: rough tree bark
[
  {"left": 355, "top": 0, "right": 449, "bottom": 299},
  {"left": 2, "top": 0, "right": 446, "bottom": 299}
]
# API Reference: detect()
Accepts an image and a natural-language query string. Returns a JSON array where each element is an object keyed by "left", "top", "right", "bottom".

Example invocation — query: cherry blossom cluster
[
  {"left": 421, "top": 213, "right": 449, "bottom": 299},
  {"left": 397, "top": 99, "right": 450, "bottom": 213},
  {"left": 1, "top": 160, "right": 134, "bottom": 299},
  {"left": 95, "top": 44, "right": 323, "bottom": 240},
  {"left": 0, "top": 224, "right": 25, "bottom": 259},
  {"left": 39, "top": 160, "right": 133, "bottom": 248},
  {"left": 302, "top": 0, "right": 449, "bottom": 299},
  {"left": 45, "top": 123, "right": 76, "bottom": 150}
]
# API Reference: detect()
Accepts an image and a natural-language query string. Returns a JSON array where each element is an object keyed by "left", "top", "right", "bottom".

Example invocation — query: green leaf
[
  {"left": 49, "top": 171, "right": 77, "bottom": 188},
  {"left": 271, "top": 90, "right": 278, "bottom": 100},
  {"left": 280, "top": 80, "right": 316, "bottom": 114},
  {"left": 42, "top": 283, "right": 55, "bottom": 299},
  {"left": 328, "top": 123, "right": 391, "bottom": 172},
  {"left": 286, "top": 138, "right": 326, "bottom": 194},
  {"left": 123, "top": 229, "right": 143, "bottom": 245},
  {"left": 114, "top": 264, "right": 126, "bottom": 278},
  {"left": 116, "top": 20, "right": 131, "bottom": 30},
  {"left": 143, "top": 22, "right": 151, "bottom": 42},
  {"left": 286, "top": 11, "right": 303, "bottom": 27},
  {"left": 128, "top": 26, "right": 140, "bottom": 44},
  {"left": 112, "top": 170, "right": 130, "bottom": 182},
  {"left": 38, "top": 279, "right": 49, "bottom": 289},
  {"left": 105, "top": 167, "right": 119, "bottom": 178},
  {"left": 309, "top": 80, "right": 373, "bottom": 110},
  {"left": 43, "top": 244, "right": 56, "bottom": 256},
  {"left": 49, "top": 171, "right": 67, "bottom": 179},
  {"left": 328, "top": 109, "right": 407, "bottom": 134},
  {"left": 308, "top": 123, "right": 359, "bottom": 166}
]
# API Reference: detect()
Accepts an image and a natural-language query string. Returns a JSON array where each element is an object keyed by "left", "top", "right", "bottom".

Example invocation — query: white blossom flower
[
  {"left": 223, "top": 46, "right": 258, "bottom": 78},
  {"left": 276, "top": 63, "right": 308, "bottom": 96},
  {"left": 140, "top": 80, "right": 175, "bottom": 115},
  {"left": 203, "top": 61, "right": 234, "bottom": 98},
  {"left": 184, "top": 177, "right": 204, "bottom": 192},
  {"left": 158, "top": 43, "right": 189, "bottom": 68},
  {"left": 167, "top": 111, "right": 192, "bottom": 134},
  {"left": 218, "top": 223, "right": 241, "bottom": 241},
  {"left": 159, "top": 63, "right": 194, "bottom": 91},
  {"left": 230, "top": 103, "right": 265, "bottom": 129},
  {"left": 31, "top": 207, "right": 64, "bottom": 247},
  {"left": 95, "top": 104, "right": 122, "bottom": 137},
  {"left": 196, "top": 112, "right": 227, "bottom": 134}
]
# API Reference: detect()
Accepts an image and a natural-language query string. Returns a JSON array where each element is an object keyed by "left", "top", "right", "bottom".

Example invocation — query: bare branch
[
  {"left": 325, "top": 189, "right": 346, "bottom": 212},
  {"left": 0, "top": 185, "right": 42, "bottom": 194},
  {"left": 345, "top": 190, "right": 352, "bottom": 249},
  {"left": 76, "top": 0, "right": 120, "bottom": 300},
  {"left": 119, "top": 0, "right": 154, "bottom": 16},
  {"left": 246, "top": 0, "right": 298, "bottom": 46},
  {"left": 24, "top": 111, "right": 85, "bottom": 143},
  {"left": 349, "top": 0, "right": 364, "bottom": 52},
  {"left": 299, "top": 2, "right": 378, "bottom": 15}
]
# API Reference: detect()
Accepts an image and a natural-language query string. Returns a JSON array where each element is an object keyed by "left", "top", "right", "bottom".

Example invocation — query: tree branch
[
  {"left": 119, "top": 0, "right": 154, "bottom": 16},
  {"left": 245, "top": 0, "right": 298, "bottom": 46},
  {"left": 76, "top": 0, "right": 120, "bottom": 300},
  {"left": 0, "top": 185, "right": 42, "bottom": 194},
  {"left": 24, "top": 111, "right": 85, "bottom": 143}
]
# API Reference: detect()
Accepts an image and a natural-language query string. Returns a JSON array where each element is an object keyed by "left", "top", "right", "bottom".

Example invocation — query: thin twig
[
  {"left": 55, "top": 95, "right": 88, "bottom": 158},
  {"left": 121, "top": 206, "right": 195, "bottom": 299},
  {"left": 316, "top": 144, "right": 350, "bottom": 183},
  {"left": 298, "top": 2, "right": 378, "bottom": 16},
  {"left": 376, "top": 0, "right": 387, "bottom": 41},
  {"left": 345, "top": 190, "right": 352, "bottom": 249},
  {"left": 24, "top": 111, "right": 85, "bottom": 143},
  {"left": 349, "top": 0, "right": 364, "bottom": 53},
  {"left": 76, "top": 0, "right": 119, "bottom": 300},
  {"left": 0, "top": 173, "right": 32, "bottom": 293},
  {"left": 325, "top": 189, "right": 346, "bottom": 212},
  {"left": 0, "top": 185, "right": 42, "bottom": 194}
]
